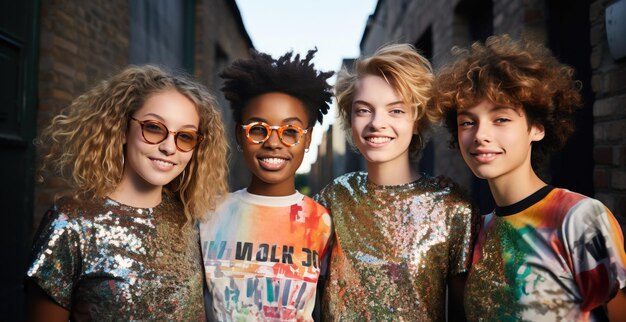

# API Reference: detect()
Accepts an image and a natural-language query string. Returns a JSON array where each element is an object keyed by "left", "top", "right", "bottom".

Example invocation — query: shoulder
[
  {"left": 554, "top": 188, "right": 611, "bottom": 222},
  {"left": 301, "top": 195, "right": 330, "bottom": 215},
  {"left": 200, "top": 191, "right": 241, "bottom": 222},
  {"left": 420, "top": 175, "right": 473, "bottom": 208},
  {"left": 327, "top": 171, "right": 366, "bottom": 190},
  {"left": 46, "top": 196, "right": 103, "bottom": 222},
  {"left": 314, "top": 171, "right": 366, "bottom": 207},
  {"left": 317, "top": 171, "right": 365, "bottom": 196}
]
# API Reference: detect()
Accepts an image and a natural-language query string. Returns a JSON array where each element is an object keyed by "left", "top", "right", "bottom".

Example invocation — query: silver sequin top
[
  {"left": 315, "top": 172, "right": 478, "bottom": 321},
  {"left": 26, "top": 192, "right": 205, "bottom": 321}
]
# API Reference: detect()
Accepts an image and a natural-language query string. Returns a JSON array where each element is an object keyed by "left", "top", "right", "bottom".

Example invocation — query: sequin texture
[
  {"left": 26, "top": 192, "right": 205, "bottom": 321},
  {"left": 315, "top": 172, "right": 477, "bottom": 321}
]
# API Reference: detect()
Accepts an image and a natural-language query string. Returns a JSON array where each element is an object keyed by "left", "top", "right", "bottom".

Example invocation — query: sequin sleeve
[
  {"left": 445, "top": 188, "right": 479, "bottom": 276},
  {"left": 563, "top": 198, "right": 626, "bottom": 311},
  {"left": 313, "top": 184, "right": 331, "bottom": 209},
  {"left": 26, "top": 205, "right": 82, "bottom": 309}
]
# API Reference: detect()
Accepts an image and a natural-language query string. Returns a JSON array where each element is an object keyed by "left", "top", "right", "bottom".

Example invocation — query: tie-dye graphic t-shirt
[
  {"left": 199, "top": 189, "right": 332, "bottom": 322},
  {"left": 465, "top": 186, "right": 626, "bottom": 321}
]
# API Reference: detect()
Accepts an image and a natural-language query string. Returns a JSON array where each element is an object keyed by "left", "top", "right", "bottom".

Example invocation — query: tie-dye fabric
[
  {"left": 199, "top": 189, "right": 332, "bottom": 322},
  {"left": 315, "top": 172, "right": 477, "bottom": 321},
  {"left": 465, "top": 186, "right": 626, "bottom": 321}
]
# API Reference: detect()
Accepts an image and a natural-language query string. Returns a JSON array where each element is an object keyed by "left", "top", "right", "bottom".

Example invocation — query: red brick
[
  {"left": 594, "top": 168, "right": 609, "bottom": 188},
  {"left": 612, "top": 170, "right": 626, "bottom": 190},
  {"left": 594, "top": 146, "right": 613, "bottom": 164}
]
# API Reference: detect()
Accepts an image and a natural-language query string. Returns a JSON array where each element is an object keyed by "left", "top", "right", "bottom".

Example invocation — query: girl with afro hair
[{"left": 199, "top": 49, "right": 334, "bottom": 321}]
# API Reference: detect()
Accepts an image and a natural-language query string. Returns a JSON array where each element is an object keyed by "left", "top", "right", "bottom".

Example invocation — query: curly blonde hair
[
  {"left": 335, "top": 43, "right": 434, "bottom": 160},
  {"left": 432, "top": 34, "right": 582, "bottom": 169},
  {"left": 38, "top": 65, "right": 229, "bottom": 222}
]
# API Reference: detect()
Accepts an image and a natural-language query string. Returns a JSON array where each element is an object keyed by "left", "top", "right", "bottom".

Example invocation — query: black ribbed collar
[{"left": 494, "top": 185, "right": 555, "bottom": 217}]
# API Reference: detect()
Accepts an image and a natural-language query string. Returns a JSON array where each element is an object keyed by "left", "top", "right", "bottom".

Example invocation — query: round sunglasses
[
  {"left": 131, "top": 117, "right": 203, "bottom": 152},
  {"left": 240, "top": 121, "right": 308, "bottom": 147}
]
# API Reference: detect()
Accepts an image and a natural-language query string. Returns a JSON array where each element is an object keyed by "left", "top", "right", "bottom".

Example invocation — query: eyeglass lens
[
  {"left": 247, "top": 123, "right": 302, "bottom": 146},
  {"left": 139, "top": 120, "right": 200, "bottom": 152}
]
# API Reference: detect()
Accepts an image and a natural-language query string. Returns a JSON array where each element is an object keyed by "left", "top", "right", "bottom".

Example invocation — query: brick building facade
[{"left": 1, "top": 0, "right": 253, "bottom": 318}]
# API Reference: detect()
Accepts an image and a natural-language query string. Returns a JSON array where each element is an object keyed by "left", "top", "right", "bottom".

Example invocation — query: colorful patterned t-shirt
[
  {"left": 465, "top": 186, "right": 626, "bottom": 321},
  {"left": 199, "top": 189, "right": 332, "bottom": 322}
]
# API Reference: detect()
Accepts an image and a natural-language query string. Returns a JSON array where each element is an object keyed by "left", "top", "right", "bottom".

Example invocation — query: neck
[
  {"left": 366, "top": 158, "right": 420, "bottom": 186},
  {"left": 108, "top": 179, "right": 163, "bottom": 208},
  {"left": 247, "top": 177, "right": 296, "bottom": 197},
  {"left": 488, "top": 164, "right": 546, "bottom": 207}
]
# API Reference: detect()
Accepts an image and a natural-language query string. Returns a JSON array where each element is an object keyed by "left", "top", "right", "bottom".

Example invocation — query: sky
[{"left": 234, "top": 0, "right": 378, "bottom": 173}]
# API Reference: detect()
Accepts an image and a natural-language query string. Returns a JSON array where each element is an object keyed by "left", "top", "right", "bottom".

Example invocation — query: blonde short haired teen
[
  {"left": 315, "top": 44, "right": 478, "bottom": 321},
  {"left": 26, "top": 65, "right": 228, "bottom": 321}
]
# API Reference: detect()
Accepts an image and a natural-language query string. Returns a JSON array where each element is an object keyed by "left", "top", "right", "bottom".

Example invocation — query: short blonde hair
[
  {"left": 38, "top": 65, "right": 229, "bottom": 222},
  {"left": 335, "top": 43, "right": 434, "bottom": 159}
]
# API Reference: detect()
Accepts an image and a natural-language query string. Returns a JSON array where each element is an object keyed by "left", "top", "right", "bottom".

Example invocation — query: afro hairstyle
[{"left": 219, "top": 48, "right": 334, "bottom": 127}]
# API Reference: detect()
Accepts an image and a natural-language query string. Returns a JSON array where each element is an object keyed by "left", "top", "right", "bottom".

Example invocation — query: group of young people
[{"left": 25, "top": 34, "right": 626, "bottom": 321}]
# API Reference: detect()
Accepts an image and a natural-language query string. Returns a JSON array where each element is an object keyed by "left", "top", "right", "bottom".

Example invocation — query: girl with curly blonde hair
[
  {"left": 315, "top": 44, "right": 477, "bottom": 321},
  {"left": 432, "top": 34, "right": 626, "bottom": 321},
  {"left": 26, "top": 65, "right": 229, "bottom": 321}
]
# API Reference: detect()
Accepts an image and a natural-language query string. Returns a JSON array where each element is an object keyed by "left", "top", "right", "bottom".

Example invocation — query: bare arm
[
  {"left": 606, "top": 287, "right": 626, "bottom": 322},
  {"left": 447, "top": 273, "right": 467, "bottom": 322},
  {"left": 25, "top": 280, "right": 70, "bottom": 322}
]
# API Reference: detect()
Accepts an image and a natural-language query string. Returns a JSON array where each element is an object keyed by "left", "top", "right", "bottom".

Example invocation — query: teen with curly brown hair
[
  {"left": 199, "top": 49, "right": 333, "bottom": 321},
  {"left": 315, "top": 44, "right": 477, "bottom": 321},
  {"left": 433, "top": 34, "right": 626, "bottom": 321},
  {"left": 26, "top": 65, "right": 229, "bottom": 321}
]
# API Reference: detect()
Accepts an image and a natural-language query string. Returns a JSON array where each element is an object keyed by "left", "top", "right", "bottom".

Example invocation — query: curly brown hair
[
  {"left": 37, "top": 65, "right": 229, "bottom": 222},
  {"left": 335, "top": 43, "right": 434, "bottom": 160},
  {"left": 432, "top": 34, "right": 582, "bottom": 169}
]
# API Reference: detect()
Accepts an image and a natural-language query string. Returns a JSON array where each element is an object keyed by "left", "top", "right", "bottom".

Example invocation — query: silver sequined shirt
[
  {"left": 315, "top": 172, "right": 478, "bottom": 321},
  {"left": 26, "top": 193, "right": 205, "bottom": 321}
]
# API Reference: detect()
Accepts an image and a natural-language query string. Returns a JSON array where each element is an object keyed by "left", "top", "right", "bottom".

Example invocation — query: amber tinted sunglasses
[
  {"left": 240, "top": 121, "right": 308, "bottom": 147},
  {"left": 131, "top": 117, "right": 203, "bottom": 152}
]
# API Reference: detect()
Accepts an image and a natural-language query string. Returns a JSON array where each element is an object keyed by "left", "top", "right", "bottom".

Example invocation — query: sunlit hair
[
  {"left": 432, "top": 34, "right": 582, "bottom": 169},
  {"left": 335, "top": 43, "right": 434, "bottom": 160},
  {"left": 37, "top": 65, "right": 229, "bottom": 223},
  {"left": 219, "top": 48, "right": 334, "bottom": 127}
]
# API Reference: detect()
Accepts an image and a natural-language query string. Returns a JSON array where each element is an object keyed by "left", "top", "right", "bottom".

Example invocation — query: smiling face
[
  {"left": 456, "top": 99, "right": 544, "bottom": 185},
  {"left": 238, "top": 92, "right": 311, "bottom": 196},
  {"left": 350, "top": 75, "right": 416, "bottom": 169},
  {"left": 122, "top": 89, "right": 199, "bottom": 194}
]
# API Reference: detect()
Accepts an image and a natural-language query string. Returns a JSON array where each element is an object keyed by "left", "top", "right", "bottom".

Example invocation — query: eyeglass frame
[
  {"left": 239, "top": 121, "right": 309, "bottom": 147},
  {"left": 130, "top": 117, "right": 204, "bottom": 152}
]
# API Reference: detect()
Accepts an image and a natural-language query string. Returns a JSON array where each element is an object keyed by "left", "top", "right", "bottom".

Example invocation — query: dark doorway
[
  {"left": 416, "top": 27, "right": 435, "bottom": 175},
  {"left": 0, "top": 0, "right": 39, "bottom": 319},
  {"left": 545, "top": 0, "right": 594, "bottom": 196},
  {"left": 455, "top": 0, "right": 496, "bottom": 214}
]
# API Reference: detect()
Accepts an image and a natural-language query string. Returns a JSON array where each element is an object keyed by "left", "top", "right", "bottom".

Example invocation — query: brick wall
[
  {"left": 194, "top": 0, "right": 253, "bottom": 191},
  {"left": 35, "top": 0, "right": 130, "bottom": 225},
  {"left": 591, "top": 0, "right": 626, "bottom": 226}
]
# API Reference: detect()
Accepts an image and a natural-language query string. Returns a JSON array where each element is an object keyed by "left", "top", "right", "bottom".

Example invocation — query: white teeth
[
  {"left": 153, "top": 159, "right": 175, "bottom": 167},
  {"left": 476, "top": 153, "right": 497, "bottom": 156},
  {"left": 261, "top": 158, "right": 285, "bottom": 164},
  {"left": 367, "top": 137, "right": 391, "bottom": 143}
]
